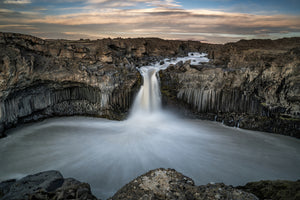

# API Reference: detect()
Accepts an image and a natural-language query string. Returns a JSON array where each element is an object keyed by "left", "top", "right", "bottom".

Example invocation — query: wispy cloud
[
  {"left": 0, "top": 0, "right": 299, "bottom": 43},
  {"left": 0, "top": 24, "right": 36, "bottom": 29},
  {"left": 147, "top": 0, "right": 181, "bottom": 8},
  {"left": 3, "top": 0, "right": 31, "bottom": 4}
]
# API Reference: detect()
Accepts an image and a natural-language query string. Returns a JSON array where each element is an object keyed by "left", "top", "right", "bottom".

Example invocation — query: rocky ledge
[
  {"left": 160, "top": 38, "right": 300, "bottom": 137},
  {"left": 1, "top": 169, "right": 299, "bottom": 200},
  {"left": 0, "top": 32, "right": 299, "bottom": 137},
  {"left": 0, "top": 32, "right": 209, "bottom": 138}
]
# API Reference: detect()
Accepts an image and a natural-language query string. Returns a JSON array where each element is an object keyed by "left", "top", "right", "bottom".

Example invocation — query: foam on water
[{"left": 0, "top": 53, "right": 299, "bottom": 199}]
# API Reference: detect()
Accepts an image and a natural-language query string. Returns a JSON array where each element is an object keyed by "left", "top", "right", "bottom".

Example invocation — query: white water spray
[
  {"left": 130, "top": 67, "right": 161, "bottom": 114},
  {"left": 130, "top": 52, "right": 209, "bottom": 117}
]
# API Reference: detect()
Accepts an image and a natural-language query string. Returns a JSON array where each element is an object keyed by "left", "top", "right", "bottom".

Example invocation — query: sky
[{"left": 0, "top": 0, "right": 299, "bottom": 43}]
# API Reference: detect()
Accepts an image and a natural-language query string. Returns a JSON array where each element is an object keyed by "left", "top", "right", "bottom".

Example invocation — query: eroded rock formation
[
  {"left": 238, "top": 179, "right": 300, "bottom": 200},
  {"left": 0, "top": 171, "right": 97, "bottom": 200},
  {"left": 0, "top": 32, "right": 299, "bottom": 137},
  {"left": 0, "top": 32, "right": 207, "bottom": 137},
  {"left": 110, "top": 168, "right": 258, "bottom": 200},
  {"left": 1, "top": 169, "right": 299, "bottom": 200},
  {"left": 161, "top": 38, "right": 300, "bottom": 137}
]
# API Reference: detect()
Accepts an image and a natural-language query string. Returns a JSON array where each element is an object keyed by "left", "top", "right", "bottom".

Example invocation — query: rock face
[
  {"left": 0, "top": 170, "right": 97, "bottom": 200},
  {"left": 238, "top": 180, "right": 300, "bottom": 200},
  {"left": 161, "top": 38, "right": 300, "bottom": 137},
  {"left": 110, "top": 168, "right": 258, "bottom": 200},
  {"left": 2, "top": 169, "right": 299, "bottom": 200},
  {"left": 0, "top": 32, "right": 208, "bottom": 137},
  {"left": 0, "top": 32, "right": 299, "bottom": 137}
]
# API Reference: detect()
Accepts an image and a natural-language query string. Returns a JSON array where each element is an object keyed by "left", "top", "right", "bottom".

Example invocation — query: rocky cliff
[
  {"left": 0, "top": 32, "right": 299, "bottom": 137},
  {"left": 160, "top": 38, "right": 300, "bottom": 137},
  {"left": 0, "top": 32, "right": 207, "bottom": 137}
]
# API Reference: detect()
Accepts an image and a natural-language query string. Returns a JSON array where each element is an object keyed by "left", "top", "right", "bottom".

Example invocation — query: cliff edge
[{"left": 0, "top": 32, "right": 299, "bottom": 137}]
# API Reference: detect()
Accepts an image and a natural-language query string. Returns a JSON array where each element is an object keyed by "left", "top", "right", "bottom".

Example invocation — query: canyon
[
  {"left": 1, "top": 32, "right": 299, "bottom": 138},
  {"left": 0, "top": 32, "right": 300, "bottom": 199}
]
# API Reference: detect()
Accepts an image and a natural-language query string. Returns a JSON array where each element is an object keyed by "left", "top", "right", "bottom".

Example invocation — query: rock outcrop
[
  {"left": 237, "top": 180, "right": 300, "bottom": 200},
  {"left": 161, "top": 38, "right": 300, "bottom": 137},
  {"left": 2, "top": 169, "right": 299, "bottom": 200},
  {"left": 0, "top": 32, "right": 207, "bottom": 137},
  {"left": 0, "top": 171, "right": 97, "bottom": 200},
  {"left": 0, "top": 32, "right": 299, "bottom": 137},
  {"left": 110, "top": 168, "right": 258, "bottom": 200}
]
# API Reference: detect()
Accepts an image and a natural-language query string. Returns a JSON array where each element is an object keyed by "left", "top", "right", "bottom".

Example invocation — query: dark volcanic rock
[
  {"left": 2, "top": 169, "right": 300, "bottom": 200},
  {"left": 160, "top": 38, "right": 300, "bottom": 137},
  {"left": 110, "top": 168, "right": 258, "bottom": 200},
  {"left": 0, "top": 32, "right": 209, "bottom": 137},
  {"left": 0, "top": 32, "right": 299, "bottom": 137},
  {"left": 237, "top": 180, "right": 300, "bottom": 200},
  {"left": 0, "top": 170, "right": 97, "bottom": 200}
]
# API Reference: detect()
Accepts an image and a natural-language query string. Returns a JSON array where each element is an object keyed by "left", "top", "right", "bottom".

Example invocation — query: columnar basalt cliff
[
  {"left": 0, "top": 32, "right": 299, "bottom": 137},
  {"left": 0, "top": 32, "right": 208, "bottom": 137},
  {"left": 160, "top": 38, "right": 300, "bottom": 137}
]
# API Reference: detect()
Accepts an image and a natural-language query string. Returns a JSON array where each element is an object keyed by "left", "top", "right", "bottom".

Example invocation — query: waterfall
[
  {"left": 2, "top": 54, "right": 300, "bottom": 200},
  {"left": 131, "top": 67, "right": 161, "bottom": 114},
  {"left": 129, "top": 52, "right": 209, "bottom": 119}
]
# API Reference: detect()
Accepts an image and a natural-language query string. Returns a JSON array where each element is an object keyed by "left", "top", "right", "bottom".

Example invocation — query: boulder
[
  {"left": 237, "top": 180, "right": 300, "bottom": 200},
  {"left": 110, "top": 168, "right": 258, "bottom": 200},
  {"left": 0, "top": 170, "right": 98, "bottom": 200}
]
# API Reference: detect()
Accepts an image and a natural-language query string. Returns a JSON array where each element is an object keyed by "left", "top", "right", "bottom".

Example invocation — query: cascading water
[
  {"left": 0, "top": 53, "right": 300, "bottom": 200},
  {"left": 130, "top": 67, "right": 161, "bottom": 114},
  {"left": 130, "top": 52, "right": 209, "bottom": 117}
]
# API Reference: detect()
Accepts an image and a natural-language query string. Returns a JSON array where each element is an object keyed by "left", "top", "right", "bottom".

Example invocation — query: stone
[
  {"left": 110, "top": 168, "right": 258, "bottom": 200},
  {"left": 0, "top": 171, "right": 98, "bottom": 200},
  {"left": 2, "top": 169, "right": 300, "bottom": 200},
  {"left": 0, "top": 179, "right": 16, "bottom": 198},
  {"left": 0, "top": 32, "right": 299, "bottom": 138},
  {"left": 237, "top": 180, "right": 300, "bottom": 200},
  {"left": 160, "top": 38, "right": 300, "bottom": 137}
]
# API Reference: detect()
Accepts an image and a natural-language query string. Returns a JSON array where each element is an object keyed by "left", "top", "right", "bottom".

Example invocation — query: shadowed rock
[
  {"left": 0, "top": 171, "right": 98, "bottom": 200},
  {"left": 2, "top": 169, "right": 300, "bottom": 200},
  {"left": 237, "top": 180, "right": 300, "bottom": 200}
]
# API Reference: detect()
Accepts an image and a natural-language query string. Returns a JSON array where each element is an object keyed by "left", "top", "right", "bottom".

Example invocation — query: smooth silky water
[{"left": 0, "top": 53, "right": 299, "bottom": 199}]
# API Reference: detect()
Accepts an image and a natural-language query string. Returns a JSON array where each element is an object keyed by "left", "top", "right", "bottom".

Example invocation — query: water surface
[{"left": 0, "top": 116, "right": 299, "bottom": 199}]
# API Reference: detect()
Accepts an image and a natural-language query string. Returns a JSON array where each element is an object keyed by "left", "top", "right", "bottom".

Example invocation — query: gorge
[
  {"left": 0, "top": 32, "right": 300, "bottom": 199},
  {"left": 0, "top": 32, "right": 299, "bottom": 138}
]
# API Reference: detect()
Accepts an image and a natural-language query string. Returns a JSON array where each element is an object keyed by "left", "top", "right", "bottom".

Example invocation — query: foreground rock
[
  {"left": 238, "top": 180, "right": 300, "bottom": 200},
  {"left": 110, "top": 168, "right": 258, "bottom": 200},
  {"left": 2, "top": 169, "right": 299, "bottom": 200},
  {"left": 0, "top": 171, "right": 97, "bottom": 200}
]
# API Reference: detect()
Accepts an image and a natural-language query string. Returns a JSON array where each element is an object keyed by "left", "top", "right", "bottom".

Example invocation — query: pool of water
[{"left": 0, "top": 115, "right": 299, "bottom": 199}]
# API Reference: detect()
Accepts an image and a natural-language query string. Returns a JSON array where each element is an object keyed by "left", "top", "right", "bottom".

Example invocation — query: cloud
[
  {"left": 0, "top": 24, "right": 36, "bottom": 29},
  {"left": 23, "top": 8, "right": 299, "bottom": 32},
  {"left": 0, "top": 8, "right": 14, "bottom": 13},
  {"left": 0, "top": 0, "right": 299, "bottom": 43},
  {"left": 147, "top": 0, "right": 181, "bottom": 8},
  {"left": 3, "top": 0, "right": 31, "bottom": 4}
]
